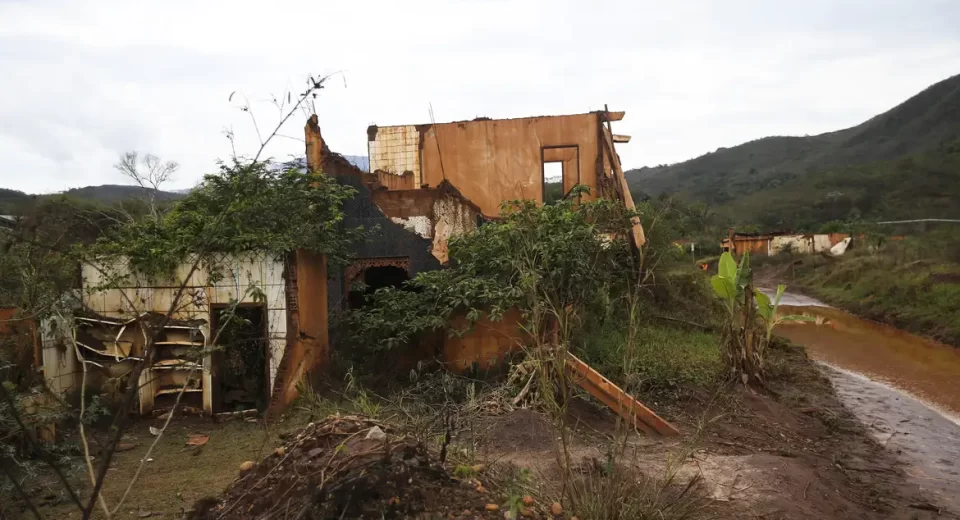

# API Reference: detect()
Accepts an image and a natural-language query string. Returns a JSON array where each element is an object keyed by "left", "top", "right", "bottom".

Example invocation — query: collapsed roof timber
[{"left": 39, "top": 109, "right": 676, "bottom": 435}]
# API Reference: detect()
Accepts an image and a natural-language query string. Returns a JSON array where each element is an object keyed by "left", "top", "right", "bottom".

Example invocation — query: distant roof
[{"left": 0, "top": 215, "right": 17, "bottom": 231}]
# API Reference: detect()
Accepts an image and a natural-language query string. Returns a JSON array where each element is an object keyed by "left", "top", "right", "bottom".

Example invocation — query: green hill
[
  {"left": 60, "top": 184, "right": 185, "bottom": 204},
  {"left": 0, "top": 185, "right": 184, "bottom": 214},
  {"left": 626, "top": 73, "right": 960, "bottom": 228},
  {"left": 0, "top": 188, "right": 32, "bottom": 213}
]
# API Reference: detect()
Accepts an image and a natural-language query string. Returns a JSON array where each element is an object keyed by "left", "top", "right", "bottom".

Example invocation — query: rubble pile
[{"left": 192, "top": 415, "right": 503, "bottom": 519}]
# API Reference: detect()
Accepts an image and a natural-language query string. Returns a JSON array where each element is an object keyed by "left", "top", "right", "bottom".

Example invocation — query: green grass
[
  {"left": 789, "top": 238, "right": 960, "bottom": 347},
  {"left": 27, "top": 417, "right": 305, "bottom": 519},
  {"left": 578, "top": 322, "right": 723, "bottom": 398}
]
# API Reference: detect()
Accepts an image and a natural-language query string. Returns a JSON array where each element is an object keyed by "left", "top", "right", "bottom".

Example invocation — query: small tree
[
  {"left": 341, "top": 187, "right": 641, "bottom": 507},
  {"left": 113, "top": 152, "right": 180, "bottom": 223}
]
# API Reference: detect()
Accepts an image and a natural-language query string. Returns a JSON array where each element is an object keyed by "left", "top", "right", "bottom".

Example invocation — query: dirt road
[{"left": 769, "top": 290, "right": 960, "bottom": 513}]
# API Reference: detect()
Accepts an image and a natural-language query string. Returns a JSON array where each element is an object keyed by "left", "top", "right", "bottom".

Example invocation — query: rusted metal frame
[
  {"left": 564, "top": 352, "right": 680, "bottom": 436},
  {"left": 540, "top": 144, "right": 581, "bottom": 202}
]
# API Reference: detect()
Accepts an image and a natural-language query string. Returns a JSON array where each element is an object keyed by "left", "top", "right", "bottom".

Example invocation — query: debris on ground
[
  {"left": 191, "top": 415, "right": 508, "bottom": 519},
  {"left": 365, "top": 425, "right": 386, "bottom": 440},
  {"left": 186, "top": 433, "right": 209, "bottom": 447}
]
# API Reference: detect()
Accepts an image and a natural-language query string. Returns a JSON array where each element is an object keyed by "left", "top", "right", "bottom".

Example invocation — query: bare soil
[
  {"left": 675, "top": 342, "right": 945, "bottom": 518},
  {"left": 8, "top": 343, "right": 953, "bottom": 519},
  {"left": 458, "top": 343, "right": 955, "bottom": 519}
]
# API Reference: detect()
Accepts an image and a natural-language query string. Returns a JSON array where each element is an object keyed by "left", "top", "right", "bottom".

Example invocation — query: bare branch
[{"left": 70, "top": 321, "right": 112, "bottom": 517}]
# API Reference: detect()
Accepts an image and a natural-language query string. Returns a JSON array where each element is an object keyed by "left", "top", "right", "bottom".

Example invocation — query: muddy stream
[{"left": 767, "top": 290, "right": 960, "bottom": 511}]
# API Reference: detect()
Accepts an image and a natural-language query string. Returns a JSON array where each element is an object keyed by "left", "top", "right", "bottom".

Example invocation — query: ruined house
[
  {"left": 40, "top": 251, "right": 329, "bottom": 416},
  {"left": 308, "top": 109, "right": 645, "bottom": 371},
  {"left": 721, "top": 230, "right": 852, "bottom": 257},
  {"left": 311, "top": 110, "right": 645, "bottom": 306},
  {"left": 39, "top": 107, "right": 647, "bottom": 421}
]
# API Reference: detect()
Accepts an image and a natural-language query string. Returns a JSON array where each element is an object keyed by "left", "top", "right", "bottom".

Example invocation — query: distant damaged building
[{"left": 721, "top": 229, "right": 852, "bottom": 257}]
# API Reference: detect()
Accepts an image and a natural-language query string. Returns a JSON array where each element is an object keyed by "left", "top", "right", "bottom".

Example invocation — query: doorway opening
[
  {"left": 211, "top": 305, "right": 268, "bottom": 413},
  {"left": 347, "top": 265, "right": 411, "bottom": 309}
]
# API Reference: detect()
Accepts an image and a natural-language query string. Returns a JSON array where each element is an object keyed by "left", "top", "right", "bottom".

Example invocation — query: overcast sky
[{"left": 1, "top": 0, "right": 958, "bottom": 194}]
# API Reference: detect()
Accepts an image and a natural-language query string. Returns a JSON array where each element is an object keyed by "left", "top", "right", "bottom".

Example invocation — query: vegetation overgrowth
[{"left": 336, "top": 186, "right": 726, "bottom": 397}]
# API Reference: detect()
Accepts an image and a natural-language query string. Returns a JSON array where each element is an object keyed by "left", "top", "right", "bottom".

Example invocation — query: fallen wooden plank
[{"left": 565, "top": 352, "right": 679, "bottom": 436}]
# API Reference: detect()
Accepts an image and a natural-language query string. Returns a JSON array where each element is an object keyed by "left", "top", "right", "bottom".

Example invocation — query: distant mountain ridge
[
  {"left": 0, "top": 155, "right": 370, "bottom": 213},
  {"left": 626, "top": 73, "right": 960, "bottom": 205}
]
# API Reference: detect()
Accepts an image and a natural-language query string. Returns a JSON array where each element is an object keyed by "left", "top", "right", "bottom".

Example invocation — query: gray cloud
[{"left": 0, "top": 0, "right": 958, "bottom": 193}]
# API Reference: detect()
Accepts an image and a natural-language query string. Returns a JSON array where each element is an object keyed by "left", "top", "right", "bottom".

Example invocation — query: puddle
[{"left": 768, "top": 291, "right": 960, "bottom": 511}]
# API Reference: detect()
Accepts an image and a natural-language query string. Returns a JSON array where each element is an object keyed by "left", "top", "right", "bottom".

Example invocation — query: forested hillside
[{"left": 626, "top": 73, "right": 960, "bottom": 229}]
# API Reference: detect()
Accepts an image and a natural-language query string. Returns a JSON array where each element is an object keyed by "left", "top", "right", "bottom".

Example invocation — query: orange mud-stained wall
[
  {"left": 421, "top": 113, "right": 601, "bottom": 216},
  {"left": 268, "top": 250, "right": 328, "bottom": 415},
  {"left": 735, "top": 236, "right": 772, "bottom": 256},
  {"left": 442, "top": 308, "right": 526, "bottom": 373},
  {"left": 371, "top": 113, "right": 603, "bottom": 217}
]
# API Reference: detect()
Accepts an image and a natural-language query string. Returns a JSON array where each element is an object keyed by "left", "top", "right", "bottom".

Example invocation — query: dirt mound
[
  {"left": 192, "top": 415, "right": 501, "bottom": 519},
  {"left": 482, "top": 408, "right": 555, "bottom": 453}
]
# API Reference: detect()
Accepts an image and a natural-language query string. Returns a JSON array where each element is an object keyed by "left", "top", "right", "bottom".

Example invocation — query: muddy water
[
  {"left": 769, "top": 292, "right": 960, "bottom": 511},
  {"left": 774, "top": 303, "right": 960, "bottom": 415}
]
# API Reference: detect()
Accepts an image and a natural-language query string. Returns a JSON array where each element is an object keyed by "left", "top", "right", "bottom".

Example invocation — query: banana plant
[
  {"left": 710, "top": 251, "right": 751, "bottom": 316},
  {"left": 710, "top": 251, "right": 814, "bottom": 386},
  {"left": 753, "top": 284, "right": 815, "bottom": 342}
]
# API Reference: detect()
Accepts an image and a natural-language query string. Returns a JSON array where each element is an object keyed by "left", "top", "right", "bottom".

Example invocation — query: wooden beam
[
  {"left": 612, "top": 134, "right": 631, "bottom": 143},
  {"left": 565, "top": 353, "right": 679, "bottom": 436},
  {"left": 602, "top": 114, "right": 646, "bottom": 247},
  {"left": 602, "top": 110, "right": 625, "bottom": 122}
]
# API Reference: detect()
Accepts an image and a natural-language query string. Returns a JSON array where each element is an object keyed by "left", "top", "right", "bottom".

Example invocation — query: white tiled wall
[
  {"left": 80, "top": 252, "right": 288, "bottom": 394},
  {"left": 369, "top": 125, "right": 421, "bottom": 186}
]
